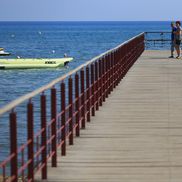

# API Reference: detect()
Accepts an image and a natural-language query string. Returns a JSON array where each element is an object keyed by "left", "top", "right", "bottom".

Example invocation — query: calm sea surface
[
  {"left": 0, "top": 21, "right": 171, "bottom": 165},
  {"left": 0, "top": 21, "right": 170, "bottom": 107}
]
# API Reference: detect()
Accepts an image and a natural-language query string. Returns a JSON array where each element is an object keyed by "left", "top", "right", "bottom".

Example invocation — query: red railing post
[
  {"left": 115, "top": 50, "right": 119, "bottom": 86},
  {"left": 68, "top": 77, "right": 73, "bottom": 145},
  {"left": 41, "top": 93, "right": 47, "bottom": 179},
  {"left": 105, "top": 55, "right": 109, "bottom": 98},
  {"left": 118, "top": 48, "right": 122, "bottom": 83},
  {"left": 114, "top": 51, "right": 118, "bottom": 86},
  {"left": 27, "top": 100, "right": 34, "bottom": 181},
  {"left": 86, "top": 66, "right": 91, "bottom": 122},
  {"left": 10, "top": 110, "right": 18, "bottom": 182},
  {"left": 110, "top": 52, "right": 114, "bottom": 90},
  {"left": 91, "top": 64, "right": 95, "bottom": 116},
  {"left": 61, "top": 82, "right": 66, "bottom": 156},
  {"left": 119, "top": 48, "right": 123, "bottom": 81},
  {"left": 102, "top": 57, "right": 106, "bottom": 102},
  {"left": 123, "top": 45, "right": 127, "bottom": 77},
  {"left": 111, "top": 52, "right": 114, "bottom": 92},
  {"left": 108, "top": 53, "right": 111, "bottom": 95},
  {"left": 80, "top": 69, "right": 85, "bottom": 129},
  {"left": 75, "top": 73, "right": 80, "bottom": 136},
  {"left": 51, "top": 87, "right": 57, "bottom": 166},
  {"left": 95, "top": 61, "right": 99, "bottom": 111},
  {"left": 99, "top": 59, "right": 102, "bottom": 106}
]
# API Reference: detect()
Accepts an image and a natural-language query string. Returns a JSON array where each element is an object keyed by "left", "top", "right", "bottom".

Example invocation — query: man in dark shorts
[
  {"left": 175, "top": 21, "right": 182, "bottom": 59},
  {"left": 169, "top": 22, "right": 177, "bottom": 58}
]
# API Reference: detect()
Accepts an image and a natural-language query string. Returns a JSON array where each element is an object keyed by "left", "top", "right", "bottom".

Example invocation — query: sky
[{"left": 0, "top": 0, "right": 182, "bottom": 21}]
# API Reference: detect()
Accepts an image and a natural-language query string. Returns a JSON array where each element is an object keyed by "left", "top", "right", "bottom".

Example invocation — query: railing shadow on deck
[{"left": 0, "top": 33, "right": 144, "bottom": 182}]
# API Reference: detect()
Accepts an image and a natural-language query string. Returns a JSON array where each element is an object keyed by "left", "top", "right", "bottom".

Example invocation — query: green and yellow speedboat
[{"left": 0, "top": 57, "right": 73, "bottom": 69}]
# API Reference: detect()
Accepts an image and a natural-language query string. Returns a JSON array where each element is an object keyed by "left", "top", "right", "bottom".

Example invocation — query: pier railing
[
  {"left": 145, "top": 31, "right": 171, "bottom": 49},
  {"left": 0, "top": 33, "right": 144, "bottom": 182}
]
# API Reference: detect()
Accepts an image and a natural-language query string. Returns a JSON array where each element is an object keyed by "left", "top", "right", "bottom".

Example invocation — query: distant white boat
[{"left": 0, "top": 48, "right": 11, "bottom": 56}]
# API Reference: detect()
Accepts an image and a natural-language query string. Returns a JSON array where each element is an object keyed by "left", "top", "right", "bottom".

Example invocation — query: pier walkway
[{"left": 36, "top": 50, "right": 182, "bottom": 182}]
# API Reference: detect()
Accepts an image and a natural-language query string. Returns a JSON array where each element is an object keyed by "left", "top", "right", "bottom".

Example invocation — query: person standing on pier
[
  {"left": 175, "top": 21, "right": 182, "bottom": 59},
  {"left": 169, "top": 22, "right": 177, "bottom": 58}
]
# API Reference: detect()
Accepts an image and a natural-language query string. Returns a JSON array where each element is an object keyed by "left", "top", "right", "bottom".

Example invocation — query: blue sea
[
  {"left": 0, "top": 21, "right": 171, "bottom": 108},
  {"left": 0, "top": 21, "right": 171, "bottom": 168}
]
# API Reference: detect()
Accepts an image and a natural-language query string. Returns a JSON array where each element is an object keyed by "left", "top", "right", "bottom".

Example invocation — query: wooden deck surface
[{"left": 36, "top": 50, "right": 182, "bottom": 182}]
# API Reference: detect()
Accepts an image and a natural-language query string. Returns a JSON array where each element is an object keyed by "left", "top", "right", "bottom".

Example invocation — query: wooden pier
[{"left": 35, "top": 50, "right": 182, "bottom": 182}]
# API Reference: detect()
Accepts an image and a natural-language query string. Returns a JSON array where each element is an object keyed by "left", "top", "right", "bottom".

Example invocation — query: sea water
[
  {"left": 0, "top": 21, "right": 171, "bottom": 107},
  {"left": 0, "top": 21, "right": 171, "bottom": 166}
]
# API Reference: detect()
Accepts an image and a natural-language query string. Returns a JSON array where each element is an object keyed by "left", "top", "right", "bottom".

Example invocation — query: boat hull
[
  {"left": 0, "top": 58, "right": 73, "bottom": 69},
  {"left": 0, "top": 52, "right": 11, "bottom": 56}
]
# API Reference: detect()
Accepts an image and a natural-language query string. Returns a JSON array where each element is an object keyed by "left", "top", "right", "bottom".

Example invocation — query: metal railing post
[
  {"left": 108, "top": 53, "right": 111, "bottom": 95},
  {"left": 86, "top": 66, "right": 91, "bottom": 122},
  {"left": 118, "top": 48, "right": 122, "bottom": 82},
  {"left": 105, "top": 55, "right": 109, "bottom": 98},
  {"left": 27, "top": 100, "right": 34, "bottom": 181},
  {"left": 95, "top": 61, "right": 99, "bottom": 110},
  {"left": 116, "top": 50, "right": 119, "bottom": 86},
  {"left": 91, "top": 64, "right": 95, "bottom": 116},
  {"left": 75, "top": 73, "right": 80, "bottom": 136},
  {"left": 68, "top": 77, "right": 73, "bottom": 145},
  {"left": 61, "top": 82, "right": 66, "bottom": 156},
  {"left": 80, "top": 69, "right": 85, "bottom": 129},
  {"left": 99, "top": 59, "right": 102, "bottom": 106},
  {"left": 10, "top": 110, "right": 18, "bottom": 182},
  {"left": 111, "top": 52, "right": 114, "bottom": 92},
  {"left": 51, "top": 87, "right": 57, "bottom": 166},
  {"left": 41, "top": 93, "right": 47, "bottom": 179}
]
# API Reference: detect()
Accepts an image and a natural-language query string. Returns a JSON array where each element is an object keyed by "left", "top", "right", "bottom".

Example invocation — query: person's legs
[
  {"left": 179, "top": 45, "right": 181, "bottom": 57},
  {"left": 175, "top": 39, "right": 181, "bottom": 58},
  {"left": 171, "top": 41, "right": 175, "bottom": 57},
  {"left": 175, "top": 45, "right": 180, "bottom": 58}
]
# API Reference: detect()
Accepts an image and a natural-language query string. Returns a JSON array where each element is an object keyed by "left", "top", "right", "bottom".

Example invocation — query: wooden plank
[{"left": 36, "top": 50, "right": 182, "bottom": 182}]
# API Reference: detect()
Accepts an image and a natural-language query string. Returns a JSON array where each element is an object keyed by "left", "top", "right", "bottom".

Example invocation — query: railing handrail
[
  {"left": 145, "top": 31, "right": 171, "bottom": 34},
  {"left": 0, "top": 32, "right": 145, "bottom": 116}
]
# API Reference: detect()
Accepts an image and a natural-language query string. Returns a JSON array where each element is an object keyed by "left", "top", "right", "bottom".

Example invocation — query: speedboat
[
  {"left": 0, "top": 48, "right": 11, "bottom": 56},
  {"left": 0, "top": 57, "right": 73, "bottom": 69}
]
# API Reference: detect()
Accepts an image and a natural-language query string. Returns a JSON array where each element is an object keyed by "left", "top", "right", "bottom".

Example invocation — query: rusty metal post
[
  {"left": 108, "top": 53, "right": 111, "bottom": 95},
  {"left": 105, "top": 55, "right": 109, "bottom": 98},
  {"left": 51, "top": 87, "right": 57, "bottom": 166},
  {"left": 61, "top": 82, "right": 66, "bottom": 156},
  {"left": 27, "top": 100, "right": 34, "bottom": 181},
  {"left": 41, "top": 93, "right": 47, "bottom": 179},
  {"left": 116, "top": 50, "right": 120, "bottom": 85},
  {"left": 80, "top": 69, "right": 85, "bottom": 129},
  {"left": 102, "top": 57, "right": 106, "bottom": 102},
  {"left": 114, "top": 51, "right": 118, "bottom": 86},
  {"left": 10, "top": 110, "right": 18, "bottom": 182},
  {"left": 91, "top": 64, "right": 95, "bottom": 116},
  {"left": 111, "top": 52, "right": 114, "bottom": 92},
  {"left": 68, "top": 77, "right": 73, "bottom": 145},
  {"left": 118, "top": 48, "right": 121, "bottom": 83},
  {"left": 113, "top": 51, "right": 117, "bottom": 88},
  {"left": 99, "top": 59, "right": 102, "bottom": 106},
  {"left": 95, "top": 61, "right": 99, "bottom": 111},
  {"left": 120, "top": 48, "right": 124, "bottom": 81},
  {"left": 119, "top": 48, "right": 123, "bottom": 81},
  {"left": 86, "top": 66, "right": 91, "bottom": 122},
  {"left": 75, "top": 73, "right": 80, "bottom": 136}
]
